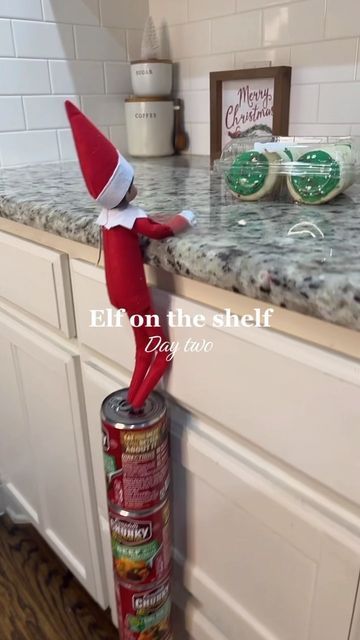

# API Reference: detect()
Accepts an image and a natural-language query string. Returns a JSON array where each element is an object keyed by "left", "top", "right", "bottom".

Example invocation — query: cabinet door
[
  {"left": 0, "top": 332, "right": 40, "bottom": 525},
  {"left": 81, "top": 358, "right": 129, "bottom": 625},
  {"left": 0, "top": 311, "right": 106, "bottom": 605}
]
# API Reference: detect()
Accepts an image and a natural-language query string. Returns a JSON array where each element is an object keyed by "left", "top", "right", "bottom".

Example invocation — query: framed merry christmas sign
[{"left": 210, "top": 66, "right": 291, "bottom": 164}]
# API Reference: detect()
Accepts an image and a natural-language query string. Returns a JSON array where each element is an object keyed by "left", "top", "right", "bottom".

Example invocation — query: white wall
[
  {"left": 0, "top": 0, "right": 148, "bottom": 166},
  {"left": 150, "top": 0, "right": 360, "bottom": 155}
]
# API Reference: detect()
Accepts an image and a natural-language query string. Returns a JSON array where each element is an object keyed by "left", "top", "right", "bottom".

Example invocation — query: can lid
[
  {"left": 101, "top": 389, "right": 166, "bottom": 428},
  {"left": 114, "top": 570, "right": 172, "bottom": 591},
  {"left": 109, "top": 494, "right": 170, "bottom": 518}
]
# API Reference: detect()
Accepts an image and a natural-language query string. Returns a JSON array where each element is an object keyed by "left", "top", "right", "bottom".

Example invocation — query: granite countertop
[{"left": 0, "top": 158, "right": 359, "bottom": 332}]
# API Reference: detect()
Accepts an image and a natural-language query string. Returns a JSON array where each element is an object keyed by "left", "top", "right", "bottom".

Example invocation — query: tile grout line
[{"left": 354, "top": 39, "right": 359, "bottom": 81}]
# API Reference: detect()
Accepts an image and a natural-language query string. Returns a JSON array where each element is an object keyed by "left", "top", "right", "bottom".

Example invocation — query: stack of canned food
[{"left": 102, "top": 389, "right": 173, "bottom": 640}]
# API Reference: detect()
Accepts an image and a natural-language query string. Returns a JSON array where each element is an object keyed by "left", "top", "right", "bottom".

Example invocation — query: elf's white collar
[{"left": 95, "top": 204, "right": 148, "bottom": 230}]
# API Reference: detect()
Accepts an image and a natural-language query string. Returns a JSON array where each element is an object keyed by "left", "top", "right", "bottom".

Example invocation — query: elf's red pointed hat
[{"left": 65, "top": 100, "right": 133, "bottom": 209}]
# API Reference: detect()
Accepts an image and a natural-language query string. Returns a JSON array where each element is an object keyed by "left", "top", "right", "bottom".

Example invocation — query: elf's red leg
[
  {"left": 131, "top": 314, "right": 171, "bottom": 410},
  {"left": 127, "top": 323, "right": 154, "bottom": 404}
]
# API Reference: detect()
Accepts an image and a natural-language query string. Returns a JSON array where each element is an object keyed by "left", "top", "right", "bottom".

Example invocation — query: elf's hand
[{"left": 168, "top": 210, "right": 197, "bottom": 235}]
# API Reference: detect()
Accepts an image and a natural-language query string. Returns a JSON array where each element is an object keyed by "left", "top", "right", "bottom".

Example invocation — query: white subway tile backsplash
[
  {"left": 0, "top": 130, "right": 59, "bottom": 165},
  {"left": 319, "top": 83, "right": 360, "bottom": 123},
  {"left": 0, "top": 2, "right": 142, "bottom": 166},
  {"left": 0, "top": 20, "right": 14, "bottom": 57},
  {"left": 190, "top": 54, "right": 234, "bottom": 90},
  {"left": 289, "top": 123, "right": 352, "bottom": 136},
  {"left": 190, "top": 123, "right": 210, "bottom": 155},
  {"left": 13, "top": 21, "right": 75, "bottom": 59},
  {"left": 151, "top": 0, "right": 188, "bottom": 26},
  {"left": 100, "top": 0, "right": 148, "bottom": 29},
  {"left": 289, "top": 84, "right": 319, "bottom": 123},
  {"left": 168, "top": 21, "right": 211, "bottom": 59},
  {"left": 0, "top": 0, "right": 42, "bottom": 20},
  {"left": 291, "top": 40, "right": 357, "bottom": 84},
  {"left": 105, "top": 63, "right": 132, "bottom": 94},
  {"left": 235, "top": 47, "right": 290, "bottom": 67},
  {"left": 42, "top": 0, "right": 100, "bottom": 25},
  {"left": 188, "top": 91, "right": 210, "bottom": 123},
  {"left": 263, "top": 0, "right": 324, "bottom": 47},
  {"left": 325, "top": 0, "right": 360, "bottom": 39},
  {"left": 23, "top": 95, "right": 80, "bottom": 129},
  {"left": 57, "top": 129, "right": 77, "bottom": 160},
  {"left": 212, "top": 11, "right": 262, "bottom": 53},
  {"left": 0, "top": 59, "right": 50, "bottom": 95},
  {"left": 189, "top": 0, "right": 236, "bottom": 22},
  {"left": 105, "top": 62, "right": 132, "bottom": 94},
  {"left": 82, "top": 95, "right": 126, "bottom": 126},
  {"left": 237, "top": 0, "right": 297, "bottom": 10},
  {"left": 173, "top": 59, "right": 191, "bottom": 92},
  {"left": 74, "top": 26, "right": 126, "bottom": 61},
  {"left": 110, "top": 125, "right": 128, "bottom": 153},
  {"left": 0, "top": 98, "right": 25, "bottom": 131},
  {"left": 49, "top": 60, "right": 104, "bottom": 94}
]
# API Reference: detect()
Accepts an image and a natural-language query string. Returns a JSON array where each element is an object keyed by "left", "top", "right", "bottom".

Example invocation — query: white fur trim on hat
[{"left": 96, "top": 153, "right": 134, "bottom": 209}]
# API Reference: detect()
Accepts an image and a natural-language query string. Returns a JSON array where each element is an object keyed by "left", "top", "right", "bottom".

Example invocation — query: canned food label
[
  {"left": 112, "top": 517, "right": 152, "bottom": 544},
  {"left": 116, "top": 574, "right": 172, "bottom": 640},
  {"left": 122, "top": 422, "right": 166, "bottom": 454},
  {"left": 128, "top": 598, "right": 171, "bottom": 633},
  {"left": 102, "top": 396, "right": 169, "bottom": 511},
  {"left": 133, "top": 581, "right": 170, "bottom": 611},
  {"left": 112, "top": 539, "right": 159, "bottom": 563},
  {"left": 110, "top": 499, "right": 171, "bottom": 585}
]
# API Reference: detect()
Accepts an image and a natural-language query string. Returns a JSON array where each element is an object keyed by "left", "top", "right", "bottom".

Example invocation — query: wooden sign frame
[{"left": 210, "top": 66, "right": 292, "bottom": 164}]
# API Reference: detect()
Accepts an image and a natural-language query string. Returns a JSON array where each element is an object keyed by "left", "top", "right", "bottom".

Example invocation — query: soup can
[
  {"left": 109, "top": 497, "right": 171, "bottom": 585},
  {"left": 102, "top": 389, "right": 170, "bottom": 511},
  {"left": 115, "top": 574, "right": 172, "bottom": 640}
]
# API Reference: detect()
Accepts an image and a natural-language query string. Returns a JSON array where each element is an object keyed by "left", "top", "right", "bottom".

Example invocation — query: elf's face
[{"left": 127, "top": 182, "right": 137, "bottom": 203}]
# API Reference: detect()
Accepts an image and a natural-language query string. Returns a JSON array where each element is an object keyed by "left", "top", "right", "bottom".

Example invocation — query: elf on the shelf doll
[{"left": 65, "top": 101, "right": 195, "bottom": 410}]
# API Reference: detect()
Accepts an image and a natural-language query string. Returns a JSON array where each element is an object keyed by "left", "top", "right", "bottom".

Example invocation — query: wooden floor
[{"left": 0, "top": 513, "right": 119, "bottom": 640}]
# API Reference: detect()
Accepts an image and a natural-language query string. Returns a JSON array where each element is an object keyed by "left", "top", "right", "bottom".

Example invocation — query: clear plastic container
[{"left": 216, "top": 135, "right": 360, "bottom": 204}]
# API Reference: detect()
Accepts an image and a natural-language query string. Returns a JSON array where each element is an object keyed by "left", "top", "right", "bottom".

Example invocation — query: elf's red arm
[{"left": 134, "top": 213, "right": 192, "bottom": 238}]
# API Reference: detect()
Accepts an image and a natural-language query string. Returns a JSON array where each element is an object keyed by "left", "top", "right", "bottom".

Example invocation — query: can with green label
[
  {"left": 110, "top": 497, "right": 171, "bottom": 585},
  {"left": 115, "top": 573, "right": 172, "bottom": 640}
]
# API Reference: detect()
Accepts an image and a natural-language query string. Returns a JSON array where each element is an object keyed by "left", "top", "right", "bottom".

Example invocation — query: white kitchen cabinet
[
  {"left": 0, "top": 330, "right": 40, "bottom": 526},
  {"left": 80, "top": 354, "right": 360, "bottom": 640},
  {"left": 0, "top": 309, "right": 106, "bottom": 605}
]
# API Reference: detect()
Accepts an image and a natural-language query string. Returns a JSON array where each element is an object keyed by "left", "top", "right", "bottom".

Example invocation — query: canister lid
[
  {"left": 131, "top": 58, "right": 172, "bottom": 64},
  {"left": 101, "top": 388, "right": 166, "bottom": 428},
  {"left": 125, "top": 95, "right": 173, "bottom": 102}
]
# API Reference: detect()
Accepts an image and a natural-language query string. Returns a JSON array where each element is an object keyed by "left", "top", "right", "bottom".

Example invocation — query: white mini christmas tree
[{"left": 141, "top": 16, "right": 160, "bottom": 60}]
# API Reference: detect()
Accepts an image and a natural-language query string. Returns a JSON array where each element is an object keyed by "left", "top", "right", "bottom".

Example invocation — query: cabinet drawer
[{"left": 0, "top": 231, "right": 75, "bottom": 337}]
